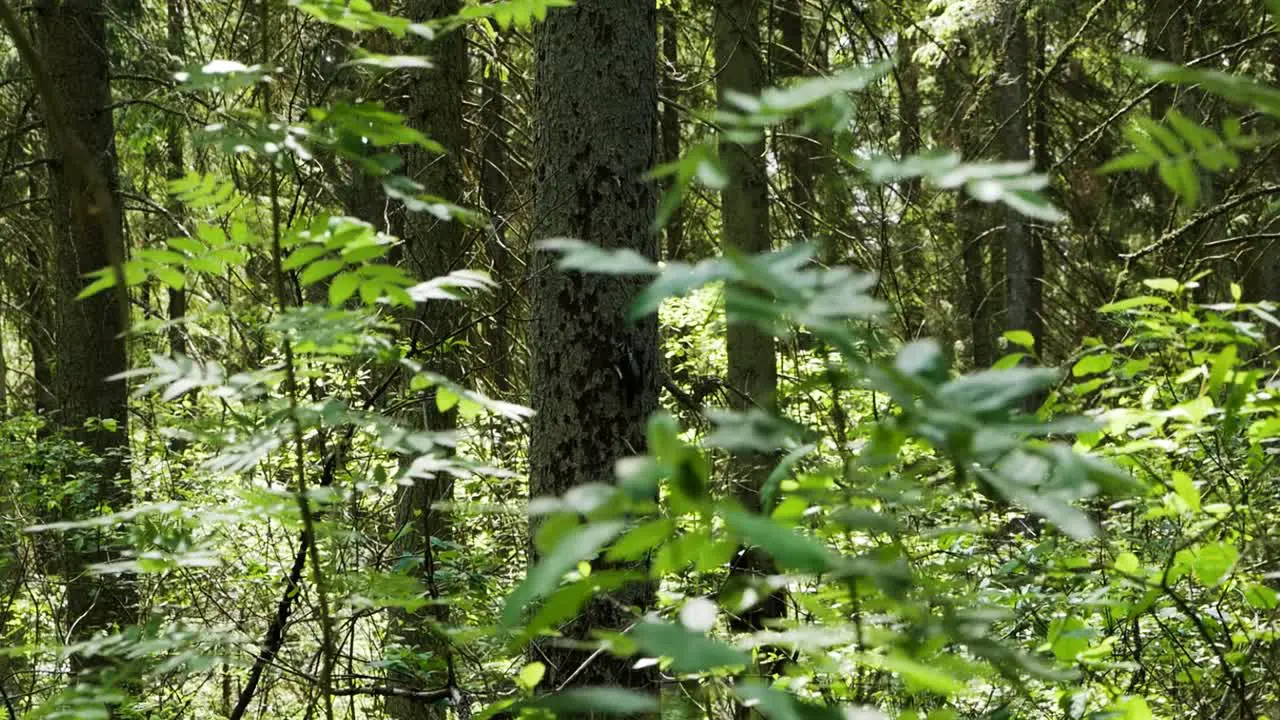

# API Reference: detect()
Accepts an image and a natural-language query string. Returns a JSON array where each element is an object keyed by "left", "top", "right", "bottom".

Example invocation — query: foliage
[{"left": 0, "top": 0, "right": 1277, "bottom": 719}]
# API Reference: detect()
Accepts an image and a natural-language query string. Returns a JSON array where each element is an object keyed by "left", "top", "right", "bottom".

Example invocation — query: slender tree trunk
[
  {"left": 999, "top": 0, "right": 1042, "bottom": 350},
  {"left": 661, "top": 3, "right": 686, "bottom": 260},
  {"left": 166, "top": 0, "right": 187, "bottom": 357},
  {"left": 35, "top": 0, "right": 135, "bottom": 672},
  {"left": 1146, "top": 0, "right": 1190, "bottom": 266},
  {"left": 480, "top": 40, "right": 516, "bottom": 397},
  {"left": 23, "top": 158, "right": 53, "bottom": 416},
  {"left": 1030, "top": 17, "right": 1050, "bottom": 357},
  {"left": 717, "top": 0, "right": 785, "bottom": 657},
  {"left": 773, "top": 0, "right": 813, "bottom": 243},
  {"left": 717, "top": 0, "right": 776, "bottom": 486},
  {"left": 1145, "top": 0, "right": 1186, "bottom": 122},
  {"left": 941, "top": 38, "right": 993, "bottom": 369},
  {"left": 961, "top": 205, "right": 994, "bottom": 368},
  {"left": 529, "top": 0, "right": 659, "bottom": 691},
  {"left": 385, "top": 1, "right": 468, "bottom": 716},
  {"left": 895, "top": 33, "right": 926, "bottom": 339}
]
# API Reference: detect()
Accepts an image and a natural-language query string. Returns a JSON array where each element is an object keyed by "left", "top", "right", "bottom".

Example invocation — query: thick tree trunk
[
  {"left": 385, "top": 1, "right": 469, "bottom": 716},
  {"left": 999, "top": 0, "right": 1043, "bottom": 350},
  {"left": 529, "top": 0, "right": 659, "bottom": 691},
  {"left": 35, "top": 0, "right": 135, "bottom": 667}
]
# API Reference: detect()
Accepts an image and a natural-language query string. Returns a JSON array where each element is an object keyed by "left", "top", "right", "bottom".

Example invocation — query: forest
[{"left": 0, "top": 0, "right": 1277, "bottom": 717}]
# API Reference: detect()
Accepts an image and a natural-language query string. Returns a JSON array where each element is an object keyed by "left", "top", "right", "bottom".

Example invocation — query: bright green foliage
[{"left": 1, "top": 0, "right": 1279, "bottom": 719}]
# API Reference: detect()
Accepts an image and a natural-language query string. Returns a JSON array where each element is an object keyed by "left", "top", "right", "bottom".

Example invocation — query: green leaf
[
  {"left": 1170, "top": 471, "right": 1200, "bottom": 512},
  {"left": 77, "top": 270, "right": 117, "bottom": 299},
  {"left": 1071, "top": 353, "right": 1113, "bottom": 377},
  {"left": 436, "top": 386, "right": 460, "bottom": 413},
  {"left": 938, "top": 367, "right": 1059, "bottom": 415},
  {"left": 978, "top": 468, "right": 1096, "bottom": 540},
  {"left": 630, "top": 621, "right": 749, "bottom": 673},
  {"left": 1114, "top": 552, "right": 1140, "bottom": 576},
  {"left": 1100, "top": 151, "right": 1158, "bottom": 174},
  {"left": 1000, "top": 188, "right": 1067, "bottom": 222},
  {"left": 348, "top": 53, "right": 433, "bottom": 70},
  {"left": 734, "top": 682, "right": 844, "bottom": 720},
  {"left": 1099, "top": 296, "right": 1171, "bottom": 312},
  {"left": 992, "top": 352, "right": 1026, "bottom": 370},
  {"left": 1207, "top": 344, "right": 1237, "bottom": 394},
  {"left": 299, "top": 258, "right": 344, "bottom": 285},
  {"left": 761, "top": 443, "right": 815, "bottom": 511},
  {"left": 537, "top": 238, "right": 658, "bottom": 275},
  {"left": 518, "top": 571, "right": 640, "bottom": 643},
  {"left": 1141, "top": 277, "right": 1181, "bottom": 293},
  {"left": 501, "top": 521, "right": 624, "bottom": 627},
  {"left": 516, "top": 662, "right": 545, "bottom": 691},
  {"left": 283, "top": 244, "right": 330, "bottom": 270},
  {"left": 1110, "top": 695, "right": 1154, "bottom": 720},
  {"left": 1003, "top": 330, "right": 1035, "bottom": 349},
  {"left": 855, "top": 652, "right": 964, "bottom": 695},
  {"left": 153, "top": 266, "right": 186, "bottom": 290},
  {"left": 1047, "top": 616, "right": 1091, "bottom": 664},
  {"left": 606, "top": 518, "right": 674, "bottom": 562},
  {"left": 1243, "top": 583, "right": 1279, "bottom": 609},
  {"left": 735, "top": 682, "right": 807, "bottom": 720},
  {"left": 529, "top": 688, "right": 658, "bottom": 717},
  {"left": 1192, "top": 541, "right": 1238, "bottom": 587},
  {"left": 1128, "top": 57, "right": 1280, "bottom": 117},
  {"left": 722, "top": 508, "right": 835, "bottom": 573},
  {"left": 329, "top": 272, "right": 361, "bottom": 305}
]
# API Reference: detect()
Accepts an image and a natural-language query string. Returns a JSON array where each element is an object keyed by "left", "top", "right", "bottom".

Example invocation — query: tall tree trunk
[
  {"left": 166, "top": 0, "right": 187, "bottom": 357},
  {"left": 999, "top": 0, "right": 1043, "bottom": 351},
  {"left": 35, "top": 0, "right": 135, "bottom": 671},
  {"left": 385, "top": 1, "right": 468, "bottom": 716},
  {"left": 717, "top": 0, "right": 784, "bottom": 652},
  {"left": 773, "top": 0, "right": 813, "bottom": 243},
  {"left": 961, "top": 204, "right": 994, "bottom": 369},
  {"left": 480, "top": 40, "right": 516, "bottom": 397},
  {"left": 529, "top": 0, "right": 659, "bottom": 691},
  {"left": 941, "top": 38, "right": 993, "bottom": 369},
  {"left": 660, "top": 3, "right": 687, "bottom": 260},
  {"left": 1031, "top": 17, "right": 1051, "bottom": 357},
  {"left": 1145, "top": 0, "right": 1186, "bottom": 123},
  {"left": 1145, "top": 0, "right": 1189, "bottom": 263},
  {"left": 895, "top": 33, "right": 926, "bottom": 339}
]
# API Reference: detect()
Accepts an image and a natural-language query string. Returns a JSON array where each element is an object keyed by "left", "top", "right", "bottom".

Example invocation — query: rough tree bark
[
  {"left": 999, "top": 0, "right": 1043, "bottom": 351},
  {"left": 480, "top": 38, "right": 517, "bottom": 397},
  {"left": 716, "top": 0, "right": 785, "bottom": 654},
  {"left": 661, "top": 3, "right": 686, "bottom": 260},
  {"left": 895, "top": 33, "right": 927, "bottom": 339},
  {"left": 940, "top": 38, "right": 994, "bottom": 369},
  {"left": 529, "top": 0, "right": 659, "bottom": 691},
  {"left": 166, "top": 0, "right": 186, "bottom": 357},
  {"left": 34, "top": 0, "right": 135, "bottom": 666},
  {"left": 385, "top": 0, "right": 469, "bottom": 716},
  {"left": 773, "top": 0, "right": 814, "bottom": 242}
]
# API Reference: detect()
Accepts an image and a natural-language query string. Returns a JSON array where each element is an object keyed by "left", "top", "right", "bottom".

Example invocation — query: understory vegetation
[{"left": 0, "top": 0, "right": 1277, "bottom": 718}]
